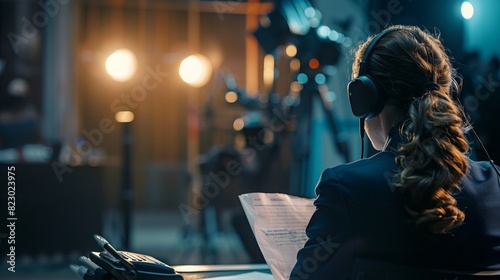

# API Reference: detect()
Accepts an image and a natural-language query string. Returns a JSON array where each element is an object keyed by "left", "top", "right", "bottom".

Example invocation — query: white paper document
[{"left": 239, "top": 193, "right": 316, "bottom": 280}]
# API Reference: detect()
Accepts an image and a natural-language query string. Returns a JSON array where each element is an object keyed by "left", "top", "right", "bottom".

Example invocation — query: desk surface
[{"left": 173, "top": 264, "right": 272, "bottom": 280}]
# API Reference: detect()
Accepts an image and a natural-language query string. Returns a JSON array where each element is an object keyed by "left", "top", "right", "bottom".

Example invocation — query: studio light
[
  {"left": 225, "top": 91, "right": 239, "bottom": 104},
  {"left": 316, "top": 25, "right": 330, "bottom": 39},
  {"left": 105, "top": 48, "right": 138, "bottom": 249},
  {"left": 314, "top": 73, "right": 326, "bottom": 85},
  {"left": 290, "top": 59, "right": 301, "bottom": 72},
  {"left": 308, "top": 58, "right": 319, "bottom": 70},
  {"left": 290, "top": 81, "right": 303, "bottom": 93},
  {"left": 179, "top": 54, "right": 212, "bottom": 88},
  {"left": 461, "top": 1, "right": 474, "bottom": 20},
  {"left": 285, "top": 44, "right": 298, "bottom": 57},
  {"left": 115, "top": 111, "right": 135, "bottom": 123},
  {"left": 263, "top": 54, "right": 275, "bottom": 90},
  {"left": 233, "top": 118, "right": 245, "bottom": 131},
  {"left": 297, "top": 73, "right": 308, "bottom": 84},
  {"left": 114, "top": 109, "right": 135, "bottom": 249},
  {"left": 105, "top": 49, "right": 137, "bottom": 82}
]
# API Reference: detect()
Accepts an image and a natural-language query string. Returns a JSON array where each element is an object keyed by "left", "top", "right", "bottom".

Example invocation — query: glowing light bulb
[
  {"left": 179, "top": 54, "right": 212, "bottom": 87},
  {"left": 115, "top": 111, "right": 135, "bottom": 123},
  {"left": 105, "top": 49, "right": 137, "bottom": 82},
  {"left": 461, "top": 2, "right": 474, "bottom": 20}
]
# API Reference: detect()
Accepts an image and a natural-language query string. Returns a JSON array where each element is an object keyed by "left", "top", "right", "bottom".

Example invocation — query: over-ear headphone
[
  {"left": 347, "top": 28, "right": 398, "bottom": 120},
  {"left": 347, "top": 28, "right": 399, "bottom": 158}
]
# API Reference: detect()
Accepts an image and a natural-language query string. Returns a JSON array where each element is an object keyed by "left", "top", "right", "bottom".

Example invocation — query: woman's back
[
  {"left": 293, "top": 150, "right": 500, "bottom": 279},
  {"left": 292, "top": 25, "right": 500, "bottom": 279}
]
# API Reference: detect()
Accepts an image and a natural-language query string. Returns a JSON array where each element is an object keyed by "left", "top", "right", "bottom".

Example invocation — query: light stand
[
  {"left": 115, "top": 111, "right": 135, "bottom": 250},
  {"left": 105, "top": 48, "right": 137, "bottom": 250}
]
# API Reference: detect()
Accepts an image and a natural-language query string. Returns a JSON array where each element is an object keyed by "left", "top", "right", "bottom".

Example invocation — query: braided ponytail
[{"left": 395, "top": 88, "right": 468, "bottom": 234}]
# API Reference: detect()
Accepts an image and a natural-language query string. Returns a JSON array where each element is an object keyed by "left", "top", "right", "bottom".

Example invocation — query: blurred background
[{"left": 0, "top": 0, "right": 499, "bottom": 279}]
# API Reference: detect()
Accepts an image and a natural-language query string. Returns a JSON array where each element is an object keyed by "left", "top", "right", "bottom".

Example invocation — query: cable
[
  {"left": 469, "top": 128, "right": 500, "bottom": 179},
  {"left": 359, "top": 118, "right": 365, "bottom": 159}
]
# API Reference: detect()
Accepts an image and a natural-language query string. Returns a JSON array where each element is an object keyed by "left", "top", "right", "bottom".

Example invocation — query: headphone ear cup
[{"left": 347, "top": 75, "right": 385, "bottom": 119}]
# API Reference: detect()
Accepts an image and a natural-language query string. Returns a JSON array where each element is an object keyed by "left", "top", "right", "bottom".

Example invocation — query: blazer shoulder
[
  {"left": 316, "top": 151, "right": 397, "bottom": 196},
  {"left": 325, "top": 151, "right": 396, "bottom": 176}
]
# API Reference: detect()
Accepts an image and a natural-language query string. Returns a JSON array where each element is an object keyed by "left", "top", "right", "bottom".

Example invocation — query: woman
[{"left": 290, "top": 25, "right": 500, "bottom": 279}]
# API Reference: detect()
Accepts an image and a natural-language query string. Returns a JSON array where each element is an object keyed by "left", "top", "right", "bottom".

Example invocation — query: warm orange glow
[
  {"left": 308, "top": 58, "right": 320, "bottom": 69},
  {"left": 225, "top": 91, "right": 238, "bottom": 103},
  {"left": 179, "top": 54, "right": 213, "bottom": 87},
  {"left": 290, "top": 81, "right": 303, "bottom": 92},
  {"left": 285, "top": 44, "right": 297, "bottom": 57},
  {"left": 233, "top": 118, "right": 245, "bottom": 131},
  {"left": 105, "top": 49, "right": 137, "bottom": 82},
  {"left": 290, "top": 59, "right": 300, "bottom": 72},
  {"left": 263, "top": 54, "right": 275, "bottom": 90},
  {"left": 115, "top": 111, "right": 135, "bottom": 123}
]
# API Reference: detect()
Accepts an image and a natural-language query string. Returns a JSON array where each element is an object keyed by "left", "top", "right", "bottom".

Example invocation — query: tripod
[{"left": 288, "top": 77, "right": 350, "bottom": 197}]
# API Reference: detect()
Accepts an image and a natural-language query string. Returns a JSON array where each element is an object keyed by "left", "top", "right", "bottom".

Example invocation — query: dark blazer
[{"left": 290, "top": 132, "right": 500, "bottom": 280}]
